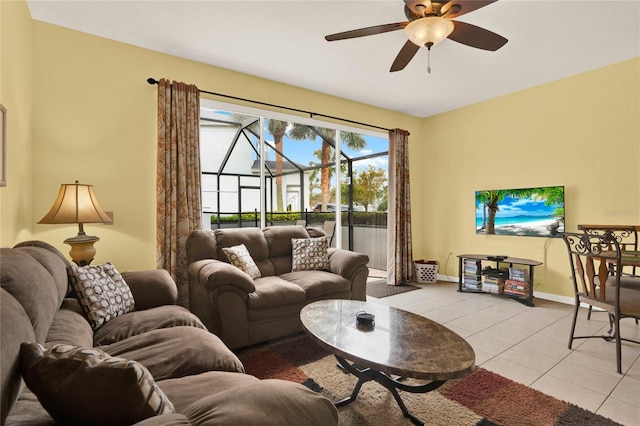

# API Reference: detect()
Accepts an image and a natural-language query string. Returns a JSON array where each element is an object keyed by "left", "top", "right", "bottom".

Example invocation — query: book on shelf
[
  {"left": 503, "top": 279, "right": 528, "bottom": 296},
  {"left": 508, "top": 266, "right": 528, "bottom": 282},
  {"left": 464, "top": 266, "right": 480, "bottom": 277},
  {"left": 504, "top": 279, "right": 528, "bottom": 290},
  {"left": 482, "top": 276, "right": 504, "bottom": 294},
  {"left": 465, "top": 283, "right": 482, "bottom": 291}
]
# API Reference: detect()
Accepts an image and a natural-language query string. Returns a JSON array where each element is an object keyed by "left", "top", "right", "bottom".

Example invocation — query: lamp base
[{"left": 64, "top": 234, "right": 99, "bottom": 266}]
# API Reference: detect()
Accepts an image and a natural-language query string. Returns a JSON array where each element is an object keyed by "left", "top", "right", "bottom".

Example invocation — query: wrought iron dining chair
[
  {"left": 563, "top": 232, "right": 640, "bottom": 374},
  {"left": 578, "top": 225, "right": 639, "bottom": 321}
]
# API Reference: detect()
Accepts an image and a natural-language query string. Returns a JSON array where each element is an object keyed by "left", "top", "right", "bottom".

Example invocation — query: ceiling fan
[{"left": 325, "top": 0, "right": 508, "bottom": 72}]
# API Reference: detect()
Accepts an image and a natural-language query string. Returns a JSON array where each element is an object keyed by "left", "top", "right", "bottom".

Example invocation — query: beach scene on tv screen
[{"left": 475, "top": 186, "right": 565, "bottom": 238}]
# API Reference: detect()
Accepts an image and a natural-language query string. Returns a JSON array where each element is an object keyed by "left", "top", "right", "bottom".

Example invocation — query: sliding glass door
[{"left": 199, "top": 100, "right": 388, "bottom": 270}]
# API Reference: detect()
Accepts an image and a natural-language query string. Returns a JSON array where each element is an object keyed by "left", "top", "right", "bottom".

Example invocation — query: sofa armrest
[
  {"left": 327, "top": 249, "right": 369, "bottom": 301},
  {"left": 121, "top": 269, "right": 177, "bottom": 310},
  {"left": 327, "top": 248, "right": 369, "bottom": 279},
  {"left": 188, "top": 260, "right": 256, "bottom": 345},
  {"left": 188, "top": 259, "right": 256, "bottom": 294}
]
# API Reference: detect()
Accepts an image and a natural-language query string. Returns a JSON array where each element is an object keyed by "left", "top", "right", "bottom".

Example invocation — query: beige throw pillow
[
  {"left": 68, "top": 263, "right": 135, "bottom": 330},
  {"left": 21, "top": 342, "right": 175, "bottom": 425},
  {"left": 222, "top": 244, "right": 261, "bottom": 279},
  {"left": 291, "top": 237, "right": 330, "bottom": 271}
]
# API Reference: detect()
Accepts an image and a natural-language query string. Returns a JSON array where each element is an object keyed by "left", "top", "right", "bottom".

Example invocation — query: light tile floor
[{"left": 366, "top": 276, "right": 640, "bottom": 426}]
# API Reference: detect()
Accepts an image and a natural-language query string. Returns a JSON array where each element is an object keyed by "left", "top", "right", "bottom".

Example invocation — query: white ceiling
[{"left": 27, "top": 0, "right": 640, "bottom": 118}]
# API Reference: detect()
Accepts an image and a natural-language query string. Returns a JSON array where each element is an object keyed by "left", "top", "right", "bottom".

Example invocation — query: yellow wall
[
  {"left": 0, "top": 0, "right": 34, "bottom": 245},
  {"left": 28, "top": 20, "right": 422, "bottom": 272},
  {"left": 1, "top": 2, "right": 638, "bottom": 300},
  {"left": 417, "top": 58, "right": 639, "bottom": 298}
]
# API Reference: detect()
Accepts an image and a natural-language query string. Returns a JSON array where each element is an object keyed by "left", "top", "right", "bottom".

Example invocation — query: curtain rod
[{"left": 146, "top": 78, "right": 392, "bottom": 132}]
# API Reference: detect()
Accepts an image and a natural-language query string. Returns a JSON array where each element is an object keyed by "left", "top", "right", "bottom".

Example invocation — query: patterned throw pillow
[
  {"left": 291, "top": 237, "right": 330, "bottom": 272},
  {"left": 222, "top": 244, "right": 262, "bottom": 279},
  {"left": 68, "top": 263, "right": 135, "bottom": 330},
  {"left": 20, "top": 342, "right": 175, "bottom": 425}
]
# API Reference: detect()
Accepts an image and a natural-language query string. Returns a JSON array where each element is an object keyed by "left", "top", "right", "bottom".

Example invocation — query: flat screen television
[{"left": 475, "top": 185, "right": 565, "bottom": 238}]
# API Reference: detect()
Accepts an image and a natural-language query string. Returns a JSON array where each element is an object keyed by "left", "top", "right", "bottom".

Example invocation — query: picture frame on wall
[{"left": 0, "top": 103, "right": 5, "bottom": 186}]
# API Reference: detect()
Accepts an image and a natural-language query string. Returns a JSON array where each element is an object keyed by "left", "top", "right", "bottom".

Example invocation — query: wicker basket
[{"left": 414, "top": 261, "right": 439, "bottom": 284}]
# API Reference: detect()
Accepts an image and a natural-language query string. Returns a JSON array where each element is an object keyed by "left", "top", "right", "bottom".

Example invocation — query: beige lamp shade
[
  {"left": 38, "top": 181, "right": 111, "bottom": 265},
  {"left": 38, "top": 181, "right": 111, "bottom": 225},
  {"left": 404, "top": 16, "right": 454, "bottom": 48}
]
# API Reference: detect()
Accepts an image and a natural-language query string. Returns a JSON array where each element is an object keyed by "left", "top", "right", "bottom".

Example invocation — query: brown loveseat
[
  {"left": 1, "top": 241, "right": 338, "bottom": 425},
  {"left": 186, "top": 226, "right": 369, "bottom": 349}
]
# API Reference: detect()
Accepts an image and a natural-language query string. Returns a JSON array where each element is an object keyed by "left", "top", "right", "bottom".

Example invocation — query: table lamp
[{"left": 38, "top": 181, "right": 111, "bottom": 266}]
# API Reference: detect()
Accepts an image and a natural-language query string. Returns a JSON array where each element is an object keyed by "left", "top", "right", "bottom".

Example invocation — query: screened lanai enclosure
[{"left": 199, "top": 103, "right": 389, "bottom": 270}]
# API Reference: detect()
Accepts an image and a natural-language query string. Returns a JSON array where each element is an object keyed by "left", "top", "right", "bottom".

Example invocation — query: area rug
[
  {"left": 236, "top": 334, "right": 621, "bottom": 426},
  {"left": 366, "top": 280, "right": 420, "bottom": 298}
]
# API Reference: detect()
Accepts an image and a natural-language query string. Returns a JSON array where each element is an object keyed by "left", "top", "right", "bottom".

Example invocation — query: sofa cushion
[
  {"left": 45, "top": 298, "right": 94, "bottom": 347},
  {"left": 215, "top": 228, "right": 274, "bottom": 277},
  {"left": 0, "top": 247, "right": 68, "bottom": 342},
  {"left": 279, "top": 270, "right": 352, "bottom": 300},
  {"left": 291, "top": 237, "right": 330, "bottom": 272},
  {"left": 158, "top": 371, "right": 260, "bottom": 412},
  {"left": 263, "top": 225, "right": 310, "bottom": 257},
  {"left": 180, "top": 379, "right": 339, "bottom": 426},
  {"left": 20, "top": 342, "right": 175, "bottom": 426},
  {"left": 68, "top": 263, "right": 135, "bottom": 330},
  {"left": 1, "top": 289, "right": 37, "bottom": 426},
  {"left": 93, "top": 305, "right": 207, "bottom": 346},
  {"left": 215, "top": 228, "right": 269, "bottom": 261},
  {"left": 3, "top": 388, "right": 53, "bottom": 425},
  {"left": 99, "top": 326, "right": 245, "bottom": 381},
  {"left": 248, "top": 276, "right": 307, "bottom": 310},
  {"left": 222, "top": 244, "right": 262, "bottom": 279}
]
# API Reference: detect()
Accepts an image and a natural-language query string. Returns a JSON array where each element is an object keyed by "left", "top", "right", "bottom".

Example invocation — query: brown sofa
[
  {"left": 186, "top": 226, "right": 369, "bottom": 349},
  {"left": 1, "top": 241, "right": 338, "bottom": 425}
]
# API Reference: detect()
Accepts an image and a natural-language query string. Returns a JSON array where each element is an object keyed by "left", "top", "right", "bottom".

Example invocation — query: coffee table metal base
[{"left": 334, "top": 355, "right": 446, "bottom": 426}]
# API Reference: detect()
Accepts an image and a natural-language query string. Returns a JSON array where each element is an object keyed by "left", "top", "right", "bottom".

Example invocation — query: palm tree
[
  {"left": 288, "top": 126, "right": 365, "bottom": 211},
  {"left": 475, "top": 190, "right": 506, "bottom": 234},
  {"left": 266, "top": 119, "right": 289, "bottom": 211}
]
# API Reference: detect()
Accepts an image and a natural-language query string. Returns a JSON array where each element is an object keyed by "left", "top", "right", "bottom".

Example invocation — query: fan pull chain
[{"left": 427, "top": 45, "right": 432, "bottom": 74}]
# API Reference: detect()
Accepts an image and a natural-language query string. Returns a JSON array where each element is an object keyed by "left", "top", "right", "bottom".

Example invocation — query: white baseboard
[
  {"left": 437, "top": 273, "right": 459, "bottom": 283},
  {"left": 533, "top": 291, "right": 574, "bottom": 306},
  {"left": 440, "top": 274, "right": 575, "bottom": 306}
]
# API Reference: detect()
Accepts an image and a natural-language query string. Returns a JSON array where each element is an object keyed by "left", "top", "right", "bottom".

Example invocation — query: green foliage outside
[{"left": 210, "top": 211, "right": 387, "bottom": 227}]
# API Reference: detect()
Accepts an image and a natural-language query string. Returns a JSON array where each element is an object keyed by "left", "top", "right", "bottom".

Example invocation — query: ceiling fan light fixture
[{"left": 404, "top": 16, "right": 454, "bottom": 48}]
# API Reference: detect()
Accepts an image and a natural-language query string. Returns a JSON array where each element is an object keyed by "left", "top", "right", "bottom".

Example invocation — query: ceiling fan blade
[
  {"left": 325, "top": 22, "right": 408, "bottom": 41},
  {"left": 442, "top": 0, "right": 497, "bottom": 18},
  {"left": 448, "top": 20, "right": 508, "bottom": 51},
  {"left": 390, "top": 40, "right": 421, "bottom": 72}
]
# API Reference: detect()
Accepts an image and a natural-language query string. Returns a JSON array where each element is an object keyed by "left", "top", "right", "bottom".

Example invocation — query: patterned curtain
[
  {"left": 387, "top": 129, "right": 414, "bottom": 285},
  {"left": 156, "top": 79, "right": 202, "bottom": 307}
]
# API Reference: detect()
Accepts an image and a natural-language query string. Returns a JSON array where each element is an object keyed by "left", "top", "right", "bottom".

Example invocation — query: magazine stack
[
  {"left": 463, "top": 259, "right": 482, "bottom": 291},
  {"left": 504, "top": 266, "right": 528, "bottom": 297},
  {"left": 482, "top": 267, "right": 507, "bottom": 294}
]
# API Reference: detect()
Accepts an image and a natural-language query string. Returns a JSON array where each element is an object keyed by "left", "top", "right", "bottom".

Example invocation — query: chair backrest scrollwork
[
  {"left": 578, "top": 224, "right": 638, "bottom": 275},
  {"left": 563, "top": 232, "right": 622, "bottom": 303}
]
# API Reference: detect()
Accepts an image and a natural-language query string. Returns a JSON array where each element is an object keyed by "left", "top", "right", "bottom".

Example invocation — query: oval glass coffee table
[{"left": 300, "top": 299, "right": 475, "bottom": 426}]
